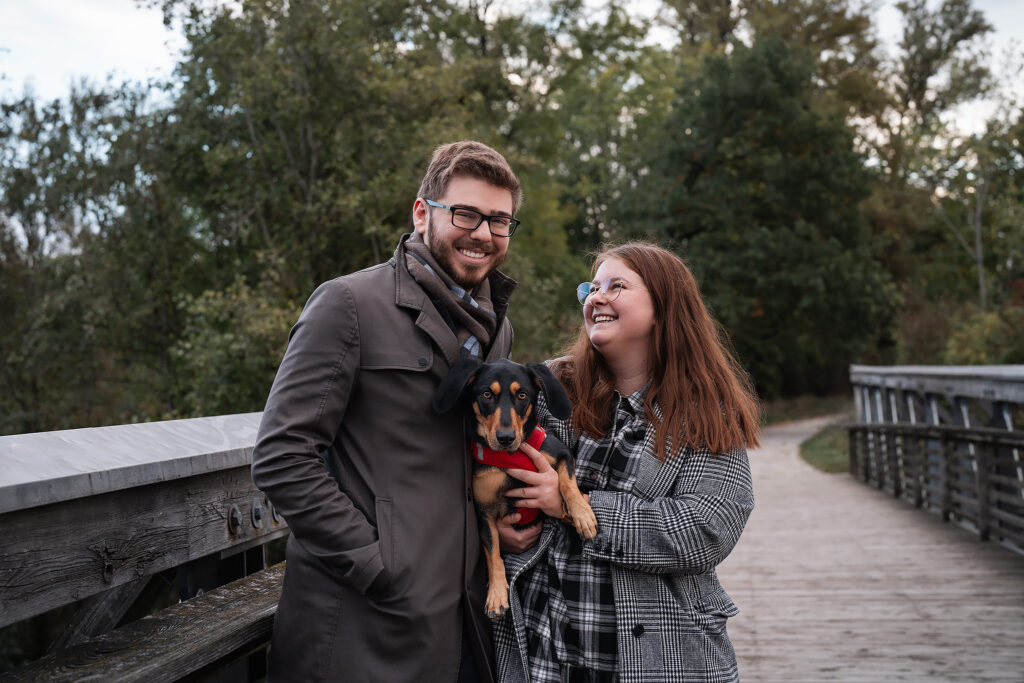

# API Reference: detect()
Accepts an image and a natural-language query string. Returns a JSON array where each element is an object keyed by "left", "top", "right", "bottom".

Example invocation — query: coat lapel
[{"left": 393, "top": 251, "right": 460, "bottom": 369}]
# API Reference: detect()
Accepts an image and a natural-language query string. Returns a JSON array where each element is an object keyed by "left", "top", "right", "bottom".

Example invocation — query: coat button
[
  {"left": 418, "top": 357, "right": 428, "bottom": 367},
  {"left": 632, "top": 624, "right": 644, "bottom": 637}
]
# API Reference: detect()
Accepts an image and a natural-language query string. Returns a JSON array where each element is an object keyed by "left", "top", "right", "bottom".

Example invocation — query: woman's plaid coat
[{"left": 492, "top": 399, "right": 755, "bottom": 683}]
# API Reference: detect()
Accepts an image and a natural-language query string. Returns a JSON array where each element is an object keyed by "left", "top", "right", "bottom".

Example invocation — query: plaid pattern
[
  {"left": 493, "top": 389, "right": 754, "bottom": 683},
  {"left": 515, "top": 387, "right": 646, "bottom": 681}
]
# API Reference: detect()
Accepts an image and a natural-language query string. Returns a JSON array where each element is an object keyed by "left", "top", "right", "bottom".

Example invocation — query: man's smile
[{"left": 457, "top": 247, "right": 490, "bottom": 260}]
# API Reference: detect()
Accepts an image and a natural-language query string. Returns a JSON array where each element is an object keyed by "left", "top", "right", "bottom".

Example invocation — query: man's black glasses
[{"left": 423, "top": 199, "right": 520, "bottom": 237}]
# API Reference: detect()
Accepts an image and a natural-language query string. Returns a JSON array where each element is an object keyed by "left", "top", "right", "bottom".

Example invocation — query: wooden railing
[
  {"left": 0, "top": 414, "right": 287, "bottom": 681},
  {"left": 848, "top": 365, "right": 1024, "bottom": 556}
]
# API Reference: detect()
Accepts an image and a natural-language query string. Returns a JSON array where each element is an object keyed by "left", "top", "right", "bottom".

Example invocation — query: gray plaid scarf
[{"left": 404, "top": 237, "right": 497, "bottom": 359}]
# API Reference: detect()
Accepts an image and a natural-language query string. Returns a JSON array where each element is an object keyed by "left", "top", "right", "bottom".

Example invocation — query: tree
[
  {"left": 741, "top": 0, "right": 887, "bottom": 120},
  {"left": 0, "top": 89, "right": 128, "bottom": 433},
  {"left": 641, "top": 36, "right": 894, "bottom": 396},
  {"left": 878, "top": 0, "right": 993, "bottom": 184}
]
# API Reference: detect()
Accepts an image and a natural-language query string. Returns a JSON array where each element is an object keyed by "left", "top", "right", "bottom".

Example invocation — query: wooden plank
[
  {"left": 989, "top": 460, "right": 1024, "bottom": 473},
  {"left": 2, "top": 563, "right": 284, "bottom": 682},
  {"left": 48, "top": 577, "right": 150, "bottom": 652},
  {"left": 0, "top": 413, "right": 262, "bottom": 515},
  {"left": 987, "top": 506, "right": 1024, "bottom": 529},
  {"left": 987, "top": 486, "right": 1024, "bottom": 505},
  {"left": 0, "top": 467, "right": 287, "bottom": 629}
]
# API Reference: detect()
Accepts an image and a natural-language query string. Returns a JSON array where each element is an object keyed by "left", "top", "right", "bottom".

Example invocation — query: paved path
[{"left": 717, "top": 416, "right": 1024, "bottom": 682}]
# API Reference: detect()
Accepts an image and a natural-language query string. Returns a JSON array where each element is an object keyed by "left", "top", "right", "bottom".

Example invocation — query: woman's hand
[
  {"left": 497, "top": 512, "right": 542, "bottom": 554},
  {"left": 505, "top": 442, "right": 563, "bottom": 518}
]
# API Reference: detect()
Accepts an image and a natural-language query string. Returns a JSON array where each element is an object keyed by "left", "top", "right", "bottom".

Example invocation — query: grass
[
  {"left": 799, "top": 421, "right": 853, "bottom": 474},
  {"left": 761, "top": 394, "right": 854, "bottom": 426}
]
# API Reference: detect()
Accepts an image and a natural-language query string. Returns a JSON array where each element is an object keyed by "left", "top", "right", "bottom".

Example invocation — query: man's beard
[{"left": 426, "top": 215, "right": 505, "bottom": 289}]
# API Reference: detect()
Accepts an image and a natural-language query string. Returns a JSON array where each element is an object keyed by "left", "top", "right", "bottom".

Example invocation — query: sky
[
  {"left": 0, "top": 0, "right": 1021, "bottom": 131},
  {"left": 0, "top": 1, "right": 185, "bottom": 99}
]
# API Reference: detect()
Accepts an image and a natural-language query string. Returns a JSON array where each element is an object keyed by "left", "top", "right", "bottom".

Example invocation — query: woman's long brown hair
[{"left": 555, "top": 242, "right": 760, "bottom": 457}]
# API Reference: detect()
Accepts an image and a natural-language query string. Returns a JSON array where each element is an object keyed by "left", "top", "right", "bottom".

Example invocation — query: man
[{"left": 252, "top": 141, "right": 522, "bottom": 682}]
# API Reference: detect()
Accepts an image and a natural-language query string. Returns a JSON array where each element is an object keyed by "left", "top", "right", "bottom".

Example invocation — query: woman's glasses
[{"left": 576, "top": 278, "right": 633, "bottom": 305}]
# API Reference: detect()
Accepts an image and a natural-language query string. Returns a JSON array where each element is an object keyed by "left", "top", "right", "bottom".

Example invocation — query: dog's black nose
[{"left": 496, "top": 430, "right": 516, "bottom": 449}]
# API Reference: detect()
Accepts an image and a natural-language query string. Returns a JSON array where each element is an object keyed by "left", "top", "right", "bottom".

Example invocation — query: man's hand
[
  {"left": 505, "top": 441, "right": 563, "bottom": 518},
  {"left": 497, "top": 511, "right": 542, "bottom": 554}
]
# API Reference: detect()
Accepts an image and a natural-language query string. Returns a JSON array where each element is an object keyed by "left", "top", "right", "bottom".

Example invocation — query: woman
[{"left": 494, "top": 242, "right": 760, "bottom": 683}]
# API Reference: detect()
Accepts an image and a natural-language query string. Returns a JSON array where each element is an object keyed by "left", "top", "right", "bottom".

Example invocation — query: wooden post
[
  {"left": 997, "top": 402, "right": 1024, "bottom": 500},
  {"left": 889, "top": 427, "right": 902, "bottom": 498},
  {"left": 848, "top": 427, "right": 858, "bottom": 478},
  {"left": 940, "top": 432, "right": 952, "bottom": 522},
  {"left": 975, "top": 439, "right": 991, "bottom": 541},
  {"left": 874, "top": 387, "right": 887, "bottom": 489},
  {"left": 908, "top": 433, "right": 924, "bottom": 508}
]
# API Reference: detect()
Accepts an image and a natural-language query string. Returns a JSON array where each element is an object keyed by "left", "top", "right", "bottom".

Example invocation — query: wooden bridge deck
[{"left": 718, "top": 416, "right": 1024, "bottom": 682}]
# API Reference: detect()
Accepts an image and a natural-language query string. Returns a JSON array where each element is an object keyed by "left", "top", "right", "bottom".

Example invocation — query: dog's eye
[
  {"left": 517, "top": 391, "right": 527, "bottom": 400},
  {"left": 482, "top": 390, "right": 492, "bottom": 399}
]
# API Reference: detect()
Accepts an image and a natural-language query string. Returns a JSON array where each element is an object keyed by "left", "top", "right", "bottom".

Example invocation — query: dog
[{"left": 433, "top": 357, "right": 598, "bottom": 618}]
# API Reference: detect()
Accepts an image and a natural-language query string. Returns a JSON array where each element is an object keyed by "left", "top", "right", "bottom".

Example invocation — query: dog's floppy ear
[
  {"left": 526, "top": 362, "right": 572, "bottom": 420},
  {"left": 433, "top": 356, "right": 483, "bottom": 413}
]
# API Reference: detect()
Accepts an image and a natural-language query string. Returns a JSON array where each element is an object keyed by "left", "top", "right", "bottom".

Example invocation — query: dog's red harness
[{"left": 471, "top": 426, "right": 546, "bottom": 524}]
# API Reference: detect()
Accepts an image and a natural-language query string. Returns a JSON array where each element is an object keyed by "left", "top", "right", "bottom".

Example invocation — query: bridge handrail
[
  {"left": 849, "top": 364, "right": 1024, "bottom": 403},
  {"left": 0, "top": 413, "right": 287, "bottom": 680},
  {"left": 847, "top": 365, "right": 1024, "bottom": 557},
  {"left": 0, "top": 413, "right": 263, "bottom": 515}
]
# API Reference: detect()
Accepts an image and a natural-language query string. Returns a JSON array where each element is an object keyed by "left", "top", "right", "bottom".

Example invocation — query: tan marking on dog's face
[
  {"left": 509, "top": 403, "right": 531, "bottom": 445},
  {"left": 490, "top": 381, "right": 501, "bottom": 395},
  {"left": 510, "top": 381, "right": 521, "bottom": 395},
  {"left": 473, "top": 398, "right": 503, "bottom": 449}
]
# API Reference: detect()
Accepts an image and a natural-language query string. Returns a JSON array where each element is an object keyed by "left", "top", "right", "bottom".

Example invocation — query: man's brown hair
[
  {"left": 417, "top": 141, "right": 523, "bottom": 214},
  {"left": 556, "top": 241, "right": 761, "bottom": 457}
]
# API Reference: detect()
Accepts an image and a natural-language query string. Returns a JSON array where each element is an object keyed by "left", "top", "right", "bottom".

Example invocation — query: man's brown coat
[{"left": 252, "top": 235, "right": 515, "bottom": 681}]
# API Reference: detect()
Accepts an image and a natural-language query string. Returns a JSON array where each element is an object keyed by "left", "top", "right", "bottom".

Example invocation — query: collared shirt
[{"left": 515, "top": 386, "right": 650, "bottom": 682}]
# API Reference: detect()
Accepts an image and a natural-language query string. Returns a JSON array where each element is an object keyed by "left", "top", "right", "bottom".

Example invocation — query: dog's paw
[
  {"left": 485, "top": 584, "right": 510, "bottom": 619},
  {"left": 486, "top": 604, "right": 508, "bottom": 619},
  {"left": 571, "top": 501, "right": 598, "bottom": 539},
  {"left": 485, "top": 596, "right": 509, "bottom": 619}
]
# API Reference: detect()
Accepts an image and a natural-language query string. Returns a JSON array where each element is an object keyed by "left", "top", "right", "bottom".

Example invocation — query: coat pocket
[
  {"left": 692, "top": 586, "right": 739, "bottom": 636},
  {"left": 360, "top": 346, "right": 433, "bottom": 371},
  {"left": 664, "top": 574, "right": 738, "bottom": 636},
  {"left": 692, "top": 600, "right": 737, "bottom": 636},
  {"left": 375, "top": 497, "right": 395, "bottom": 580}
]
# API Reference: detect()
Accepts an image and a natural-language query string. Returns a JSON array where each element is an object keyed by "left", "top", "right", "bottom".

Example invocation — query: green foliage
[
  {"left": 501, "top": 171, "right": 588, "bottom": 363},
  {"left": 166, "top": 0, "right": 491, "bottom": 296},
  {"left": 641, "top": 36, "right": 896, "bottom": 396},
  {"left": 742, "top": 0, "right": 886, "bottom": 118},
  {"left": 943, "top": 306, "right": 1024, "bottom": 364},
  {"left": 892, "top": 0, "right": 993, "bottom": 130},
  {"left": 173, "top": 273, "right": 300, "bottom": 417},
  {"left": 1, "top": 0, "right": 1021, "bottom": 437}
]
